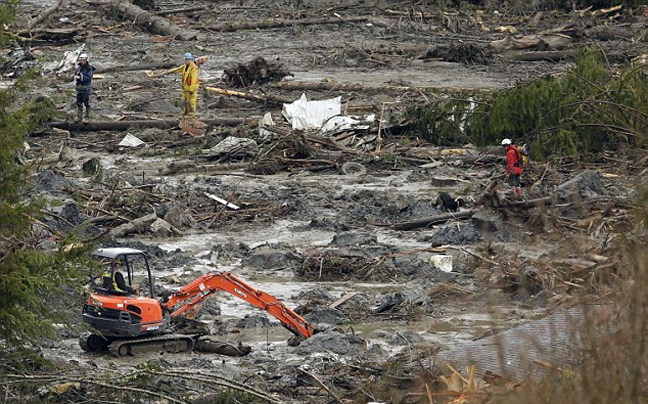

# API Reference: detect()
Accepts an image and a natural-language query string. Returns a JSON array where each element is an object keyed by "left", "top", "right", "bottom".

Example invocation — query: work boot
[
  {"left": 76, "top": 106, "right": 83, "bottom": 122},
  {"left": 83, "top": 107, "right": 90, "bottom": 123}
]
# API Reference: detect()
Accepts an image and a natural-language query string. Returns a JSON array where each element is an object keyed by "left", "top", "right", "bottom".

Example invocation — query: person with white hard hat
[
  {"left": 502, "top": 138, "right": 522, "bottom": 196},
  {"left": 74, "top": 52, "right": 95, "bottom": 123}
]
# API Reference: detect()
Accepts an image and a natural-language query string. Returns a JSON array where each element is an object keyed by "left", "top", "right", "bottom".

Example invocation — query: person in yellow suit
[{"left": 171, "top": 52, "right": 200, "bottom": 117}]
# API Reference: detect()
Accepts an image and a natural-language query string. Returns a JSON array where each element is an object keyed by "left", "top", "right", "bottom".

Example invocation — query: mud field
[{"left": 5, "top": 0, "right": 648, "bottom": 403}]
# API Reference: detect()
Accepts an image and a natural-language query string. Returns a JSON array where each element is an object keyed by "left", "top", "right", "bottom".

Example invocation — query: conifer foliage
[{"left": 0, "top": 1, "right": 87, "bottom": 347}]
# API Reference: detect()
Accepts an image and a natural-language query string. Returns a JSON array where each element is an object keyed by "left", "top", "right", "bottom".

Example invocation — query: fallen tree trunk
[
  {"left": 509, "top": 196, "right": 555, "bottom": 209},
  {"left": 271, "top": 80, "right": 415, "bottom": 93},
  {"left": 205, "top": 86, "right": 291, "bottom": 105},
  {"left": 155, "top": 5, "right": 207, "bottom": 16},
  {"left": 208, "top": 16, "right": 369, "bottom": 32},
  {"left": 390, "top": 210, "right": 478, "bottom": 231},
  {"left": 49, "top": 118, "right": 255, "bottom": 131},
  {"left": 27, "top": 0, "right": 65, "bottom": 31},
  {"left": 503, "top": 50, "right": 579, "bottom": 62},
  {"left": 101, "top": 62, "right": 177, "bottom": 74},
  {"left": 108, "top": 0, "right": 198, "bottom": 40}
]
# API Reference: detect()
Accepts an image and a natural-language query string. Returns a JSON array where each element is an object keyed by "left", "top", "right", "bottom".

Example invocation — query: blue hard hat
[{"left": 184, "top": 52, "right": 193, "bottom": 60}]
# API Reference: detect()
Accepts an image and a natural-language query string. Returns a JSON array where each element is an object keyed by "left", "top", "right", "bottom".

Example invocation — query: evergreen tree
[{"left": 0, "top": 0, "right": 88, "bottom": 347}]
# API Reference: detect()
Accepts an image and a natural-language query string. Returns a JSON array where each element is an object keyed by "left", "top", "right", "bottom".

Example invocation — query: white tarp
[
  {"left": 320, "top": 114, "right": 375, "bottom": 134},
  {"left": 258, "top": 112, "right": 275, "bottom": 140},
  {"left": 282, "top": 93, "right": 341, "bottom": 130},
  {"left": 118, "top": 134, "right": 145, "bottom": 147},
  {"left": 41, "top": 44, "right": 86, "bottom": 75}
]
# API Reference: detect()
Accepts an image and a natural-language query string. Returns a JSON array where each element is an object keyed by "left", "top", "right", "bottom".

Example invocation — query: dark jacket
[{"left": 75, "top": 63, "right": 95, "bottom": 93}]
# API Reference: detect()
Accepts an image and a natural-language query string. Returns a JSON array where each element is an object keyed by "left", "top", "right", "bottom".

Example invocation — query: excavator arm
[{"left": 162, "top": 272, "right": 314, "bottom": 339}]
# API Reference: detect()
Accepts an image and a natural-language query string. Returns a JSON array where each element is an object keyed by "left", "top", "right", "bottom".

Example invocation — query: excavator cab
[{"left": 92, "top": 248, "right": 154, "bottom": 297}]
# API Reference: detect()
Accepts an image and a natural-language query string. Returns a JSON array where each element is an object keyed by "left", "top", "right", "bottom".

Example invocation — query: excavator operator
[{"left": 102, "top": 259, "right": 139, "bottom": 295}]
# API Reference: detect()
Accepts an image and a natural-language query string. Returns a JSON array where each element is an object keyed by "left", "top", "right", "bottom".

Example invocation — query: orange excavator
[{"left": 80, "top": 248, "right": 314, "bottom": 356}]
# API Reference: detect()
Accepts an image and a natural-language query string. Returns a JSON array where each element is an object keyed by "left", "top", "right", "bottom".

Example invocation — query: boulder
[
  {"left": 556, "top": 170, "right": 605, "bottom": 203},
  {"left": 296, "top": 331, "right": 366, "bottom": 356}
]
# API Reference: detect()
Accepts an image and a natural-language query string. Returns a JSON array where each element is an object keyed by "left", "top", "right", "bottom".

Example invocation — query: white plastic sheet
[
  {"left": 41, "top": 44, "right": 86, "bottom": 75},
  {"left": 118, "top": 134, "right": 145, "bottom": 147},
  {"left": 282, "top": 93, "right": 341, "bottom": 130}
]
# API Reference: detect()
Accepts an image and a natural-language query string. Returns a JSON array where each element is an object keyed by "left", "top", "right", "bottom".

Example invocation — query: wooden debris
[
  {"left": 205, "top": 86, "right": 291, "bottom": 105},
  {"left": 329, "top": 293, "right": 358, "bottom": 309},
  {"left": 49, "top": 117, "right": 252, "bottom": 132},
  {"left": 27, "top": 0, "right": 65, "bottom": 31},
  {"left": 205, "top": 192, "right": 240, "bottom": 210},
  {"left": 208, "top": 16, "right": 370, "bottom": 32},
  {"left": 108, "top": 0, "right": 198, "bottom": 40},
  {"left": 389, "top": 210, "right": 478, "bottom": 231}
]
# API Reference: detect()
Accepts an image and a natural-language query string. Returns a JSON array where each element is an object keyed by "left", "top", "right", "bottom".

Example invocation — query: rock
[
  {"left": 421, "top": 223, "right": 481, "bottom": 247},
  {"left": 556, "top": 170, "right": 605, "bottom": 203},
  {"left": 241, "top": 244, "right": 301, "bottom": 270},
  {"left": 81, "top": 157, "right": 102, "bottom": 179},
  {"left": 50, "top": 199, "right": 82, "bottom": 228},
  {"left": 199, "top": 298, "right": 222, "bottom": 318},
  {"left": 330, "top": 231, "right": 377, "bottom": 246},
  {"left": 210, "top": 242, "right": 251, "bottom": 263},
  {"left": 163, "top": 205, "right": 196, "bottom": 229},
  {"left": 294, "top": 288, "right": 335, "bottom": 305},
  {"left": 236, "top": 314, "right": 271, "bottom": 329},
  {"left": 33, "top": 169, "right": 71, "bottom": 193},
  {"left": 296, "top": 331, "right": 366, "bottom": 356},
  {"left": 386, "top": 331, "right": 425, "bottom": 345},
  {"left": 471, "top": 210, "right": 503, "bottom": 233},
  {"left": 150, "top": 218, "right": 183, "bottom": 237},
  {"left": 302, "top": 306, "right": 351, "bottom": 325}
]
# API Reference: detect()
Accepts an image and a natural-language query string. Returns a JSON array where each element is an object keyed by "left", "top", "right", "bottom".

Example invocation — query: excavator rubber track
[{"left": 107, "top": 334, "right": 199, "bottom": 357}]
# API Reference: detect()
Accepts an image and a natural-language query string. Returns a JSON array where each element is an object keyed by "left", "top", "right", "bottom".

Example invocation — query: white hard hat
[
  {"left": 501, "top": 138, "right": 512, "bottom": 146},
  {"left": 78, "top": 53, "right": 88, "bottom": 61}
]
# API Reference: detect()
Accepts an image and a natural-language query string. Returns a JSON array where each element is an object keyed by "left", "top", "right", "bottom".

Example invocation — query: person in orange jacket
[
  {"left": 170, "top": 52, "right": 200, "bottom": 117},
  {"left": 502, "top": 138, "right": 522, "bottom": 195}
]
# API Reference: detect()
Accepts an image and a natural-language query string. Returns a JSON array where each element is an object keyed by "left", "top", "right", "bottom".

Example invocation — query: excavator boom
[{"left": 163, "top": 272, "right": 314, "bottom": 339}]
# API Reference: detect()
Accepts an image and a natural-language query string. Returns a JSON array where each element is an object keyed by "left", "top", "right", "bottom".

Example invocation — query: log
[
  {"left": 108, "top": 0, "right": 198, "bottom": 40},
  {"left": 271, "top": 80, "right": 403, "bottom": 93},
  {"left": 101, "top": 62, "right": 177, "bottom": 74},
  {"left": 503, "top": 50, "right": 579, "bottom": 62},
  {"left": 49, "top": 118, "right": 254, "bottom": 132},
  {"left": 155, "top": 5, "right": 207, "bottom": 16},
  {"left": 27, "top": 0, "right": 65, "bottom": 31},
  {"left": 509, "top": 196, "right": 555, "bottom": 209},
  {"left": 208, "top": 16, "right": 369, "bottom": 32},
  {"left": 204, "top": 86, "right": 291, "bottom": 105},
  {"left": 390, "top": 210, "right": 478, "bottom": 231}
]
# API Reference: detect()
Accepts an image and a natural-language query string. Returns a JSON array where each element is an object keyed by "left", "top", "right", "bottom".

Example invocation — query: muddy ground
[{"left": 4, "top": 0, "right": 648, "bottom": 403}]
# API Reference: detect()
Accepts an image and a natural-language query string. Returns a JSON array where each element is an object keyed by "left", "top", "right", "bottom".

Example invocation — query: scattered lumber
[
  {"left": 49, "top": 118, "right": 254, "bottom": 132},
  {"left": 207, "top": 16, "right": 369, "bottom": 32},
  {"left": 390, "top": 210, "right": 478, "bottom": 231},
  {"left": 107, "top": 0, "right": 198, "bottom": 40}
]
